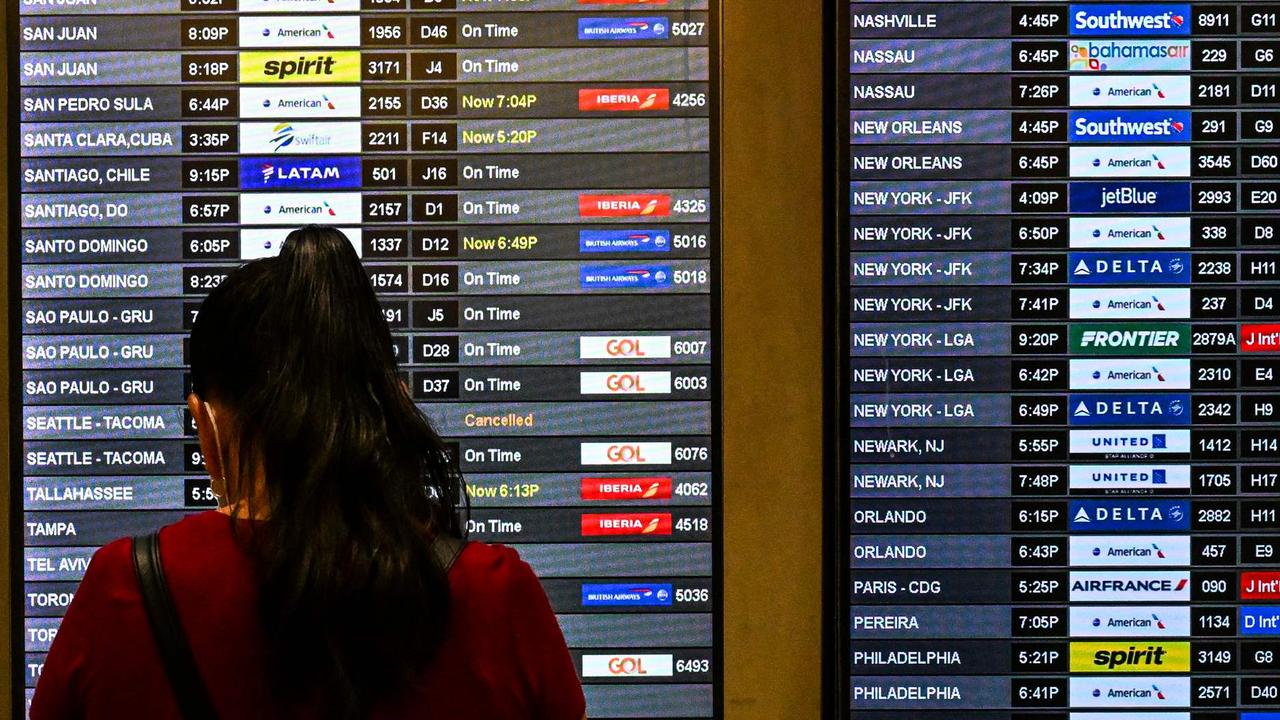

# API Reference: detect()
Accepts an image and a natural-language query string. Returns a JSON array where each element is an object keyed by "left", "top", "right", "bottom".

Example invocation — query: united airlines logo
[
  {"left": 1069, "top": 4, "right": 1190, "bottom": 36},
  {"left": 1069, "top": 429, "right": 1191, "bottom": 456}
]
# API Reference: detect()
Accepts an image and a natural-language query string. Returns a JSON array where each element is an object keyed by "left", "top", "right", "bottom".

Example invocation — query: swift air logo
[
  {"left": 239, "top": 51, "right": 361, "bottom": 83},
  {"left": 580, "top": 513, "right": 672, "bottom": 536},
  {"left": 1069, "top": 605, "right": 1192, "bottom": 637},
  {"left": 581, "top": 654, "right": 674, "bottom": 678},
  {"left": 1071, "top": 642, "right": 1190, "bottom": 672},
  {"left": 1070, "top": 571, "right": 1190, "bottom": 602},
  {"left": 579, "top": 88, "right": 670, "bottom": 111},
  {"left": 240, "top": 122, "right": 361, "bottom": 154},
  {"left": 1069, "top": 500, "right": 1189, "bottom": 531},
  {"left": 1070, "top": 324, "right": 1191, "bottom": 355},
  {"left": 1070, "top": 4, "right": 1190, "bottom": 36},
  {"left": 1070, "top": 216, "right": 1190, "bottom": 249},
  {"left": 1069, "top": 535, "right": 1191, "bottom": 566},
  {"left": 1069, "top": 75, "right": 1192, "bottom": 106},
  {"left": 580, "top": 477, "right": 673, "bottom": 501}
]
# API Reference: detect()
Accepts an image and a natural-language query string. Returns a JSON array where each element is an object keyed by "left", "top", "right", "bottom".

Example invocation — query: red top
[{"left": 30, "top": 511, "right": 586, "bottom": 720}]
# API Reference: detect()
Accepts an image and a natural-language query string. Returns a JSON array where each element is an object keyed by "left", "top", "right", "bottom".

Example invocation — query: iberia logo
[
  {"left": 581, "top": 513, "right": 672, "bottom": 536},
  {"left": 581, "top": 477, "right": 673, "bottom": 501},
  {"left": 579, "top": 194, "right": 671, "bottom": 217},
  {"left": 579, "top": 88, "right": 670, "bottom": 111}
]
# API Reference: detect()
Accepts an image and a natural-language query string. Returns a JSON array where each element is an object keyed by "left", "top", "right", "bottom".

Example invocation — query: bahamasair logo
[
  {"left": 1069, "top": 4, "right": 1190, "bottom": 36},
  {"left": 1069, "top": 605, "right": 1192, "bottom": 637},
  {"left": 1069, "top": 571, "right": 1191, "bottom": 601},
  {"left": 1070, "top": 217, "right": 1191, "bottom": 249},
  {"left": 1069, "top": 535, "right": 1192, "bottom": 566},
  {"left": 1069, "top": 500, "right": 1189, "bottom": 531},
  {"left": 1068, "top": 40, "right": 1192, "bottom": 72},
  {"left": 1069, "top": 252, "right": 1190, "bottom": 284},
  {"left": 1069, "top": 393, "right": 1190, "bottom": 427}
]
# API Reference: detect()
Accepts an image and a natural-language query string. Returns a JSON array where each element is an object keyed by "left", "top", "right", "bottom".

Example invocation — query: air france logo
[{"left": 1070, "top": 4, "right": 1190, "bottom": 36}]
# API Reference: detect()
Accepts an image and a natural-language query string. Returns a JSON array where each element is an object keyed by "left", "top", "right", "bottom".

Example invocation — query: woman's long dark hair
[{"left": 188, "top": 226, "right": 465, "bottom": 716}]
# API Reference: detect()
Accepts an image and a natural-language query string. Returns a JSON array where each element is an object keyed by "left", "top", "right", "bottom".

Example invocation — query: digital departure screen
[
  {"left": 835, "top": 2, "right": 1280, "bottom": 719},
  {"left": 9, "top": 1, "right": 718, "bottom": 716}
]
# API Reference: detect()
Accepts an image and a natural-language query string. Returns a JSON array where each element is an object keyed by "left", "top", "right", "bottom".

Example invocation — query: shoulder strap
[
  {"left": 132, "top": 532, "right": 218, "bottom": 720},
  {"left": 429, "top": 532, "right": 466, "bottom": 574}
]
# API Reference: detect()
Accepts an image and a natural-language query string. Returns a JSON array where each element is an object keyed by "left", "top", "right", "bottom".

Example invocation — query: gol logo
[
  {"left": 608, "top": 657, "right": 650, "bottom": 675},
  {"left": 608, "top": 444, "right": 648, "bottom": 462},
  {"left": 606, "top": 373, "right": 647, "bottom": 392},
  {"left": 607, "top": 338, "right": 648, "bottom": 357}
]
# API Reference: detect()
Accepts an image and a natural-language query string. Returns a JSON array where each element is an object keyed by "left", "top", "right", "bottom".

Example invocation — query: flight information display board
[
  {"left": 9, "top": 1, "right": 718, "bottom": 717},
  {"left": 834, "top": 2, "right": 1280, "bottom": 719}
]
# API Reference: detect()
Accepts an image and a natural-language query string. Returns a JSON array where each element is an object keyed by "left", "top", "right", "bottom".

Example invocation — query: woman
[{"left": 31, "top": 226, "right": 587, "bottom": 719}]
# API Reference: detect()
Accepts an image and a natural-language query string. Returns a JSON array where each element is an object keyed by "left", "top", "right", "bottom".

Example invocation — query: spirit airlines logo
[
  {"left": 1070, "top": 571, "right": 1190, "bottom": 601},
  {"left": 1070, "top": 4, "right": 1190, "bottom": 36},
  {"left": 1069, "top": 40, "right": 1192, "bottom": 72},
  {"left": 238, "top": 16, "right": 358, "bottom": 48},
  {"left": 1070, "top": 217, "right": 1191, "bottom": 249},
  {"left": 1069, "top": 500, "right": 1189, "bottom": 531},
  {"left": 240, "top": 87, "right": 360, "bottom": 119},
  {"left": 1069, "top": 677, "right": 1191, "bottom": 708},
  {"left": 579, "top": 88, "right": 670, "bottom": 111},
  {"left": 581, "top": 442, "right": 672, "bottom": 465},
  {"left": 1069, "top": 76, "right": 1192, "bottom": 107},
  {"left": 1069, "top": 111, "right": 1191, "bottom": 142},
  {"left": 581, "top": 513, "right": 673, "bottom": 536},
  {"left": 239, "top": 52, "right": 361, "bottom": 83},
  {"left": 1068, "top": 252, "right": 1190, "bottom": 284},
  {"left": 580, "top": 477, "right": 673, "bottom": 501},
  {"left": 581, "top": 654, "right": 674, "bottom": 678},
  {"left": 1070, "top": 642, "right": 1191, "bottom": 672},
  {"left": 1070, "top": 605, "right": 1192, "bottom": 637},
  {"left": 1069, "top": 288, "right": 1191, "bottom": 320},
  {"left": 1069, "top": 535, "right": 1191, "bottom": 566}
]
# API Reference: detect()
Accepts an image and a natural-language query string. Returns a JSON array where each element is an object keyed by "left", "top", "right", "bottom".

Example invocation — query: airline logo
[
  {"left": 581, "top": 513, "right": 672, "bottom": 536},
  {"left": 1073, "top": 715, "right": 1189, "bottom": 720},
  {"left": 239, "top": 192, "right": 361, "bottom": 225},
  {"left": 1069, "top": 605, "right": 1192, "bottom": 637},
  {"left": 579, "top": 229, "right": 671, "bottom": 253},
  {"left": 579, "top": 88, "right": 671, "bottom": 111},
  {"left": 578, "top": 17, "right": 669, "bottom": 40},
  {"left": 1069, "top": 147, "right": 1191, "bottom": 178},
  {"left": 1070, "top": 324, "right": 1191, "bottom": 355},
  {"left": 1069, "top": 40, "right": 1192, "bottom": 72},
  {"left": 1069, "top": 111, "right": 1191, "bottom": 143},
  {"left": 240, "top": 228, "right": 361, "bottom": 260},
  {"left": 1242, "top": 325, "right": 1280, "bottom": 353},
  {"left": 581, "top": 442, "right": 672, "bottom": 466},
  {"left": 580, "top": 336, "right": 673, "bottom": 360},
  {"left": 240, "top": 122, "right": 361, "bottom": 154},
  {"left": 580, "top": 265, "right": 671, "bottom": 289},
  {"left": 580, "top": 371, "right": 672, "bottom": 395},
  {"left": 1069, "top": 75, "right": 1191, "bottom": 106},
  {"left": 1070, "top": 4, "right": 1190, "bottom": 36},
  {"left": 1243, "top": 572, "right": 1280, "bottom": 599},
  {"left": 1069, "top": 464, "right": 1191, "bottom": 491},
  {"left": 1069, "top": 359, "right": 1191, "bottom": 390},
  {"left": 239, "top": 51, "right": 361, "bottom": 84},
  {"left": 1069, "top": 252, "right": 1190, "bottom": 284},
  {"left": 1241, "top": 607, "right": 1280, "bottom": 636},
  {"left": 1068, "top": 181, "right": 1191, "bottom": 214},
  {"left": 1069, "top": 500, "right": 1189, "bottom": 531},
  {"left": 581, "top": 583, "right": 673, "bottom": 607},
  {"left": 582, "top": 654, "right": 674, "bottom": 678},
  {"left": 239, "top": 0, "right": 360, "bottom": 11},
  {"left": 579, "top": 194, "right": 672, "bottom": 217},
  {"left": 1069, "top": 393, "right": 1190, "bottom": 427},
  {"left": 240, "top": 87, "right": 360, "bottom": 119},
  {"left": 238, "top": 16, "right": 359, "bottom": 48},
  {"left": 239, "top": 156, "right": 361, "bottom": 190},
  {"left": 1070, "top": 288, "right": 1191, "bottom": 320},
  {"left": 1069, "top": 535, "right": 1191, "bottom": 566},
  {"left": 1070, "top": 217, "right": 1190, "bottom": 249},
  {"left": 1070, "top": 571, "right": 1191, "bottom": 602},
  {"left": 1070, "top": 429, "right": 1191, "bottom": 455},
  {"left": 581, "top": 477, "right": 673, "bottom": 501},
  {"left": 1070, "top": 676, "right": 1191, "bottom": 707},
  {"left": 1070, "top": 642, "right": 1190, "bottom": 672}
]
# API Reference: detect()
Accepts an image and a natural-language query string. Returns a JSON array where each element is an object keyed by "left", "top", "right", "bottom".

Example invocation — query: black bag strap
[
  {"left": 429, "top": 532, "right": 466, "bottom": 574},
  {"left": 132, "top": 532, "right": 218, "bottom": 720}
]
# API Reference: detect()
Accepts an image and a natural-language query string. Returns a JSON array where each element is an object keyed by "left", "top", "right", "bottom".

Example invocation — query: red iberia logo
[
  {"left": 579, "top": 88, "right": 670, "bottom": 111},
  {"left": 581, "top": 513, "right": 672, "bottom": 536},
  {"left": 579, "top": 194, "right": 671, "bottom": 217},
  {"left": 581, "top": 477, "right": 673, "bottom": 501}
]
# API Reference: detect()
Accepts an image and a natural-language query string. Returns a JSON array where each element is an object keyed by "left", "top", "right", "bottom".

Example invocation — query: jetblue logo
[
  {"left": 578, "top": 17, "right": 670, "bottom": 40},
  {"left": 579, "top": 230, "right": 671, "bottom": 253},
  {"left": 581, "top": 583, "right": 673, "bottom": 607},
  {"left": 1069, "top": 110, "right": 1191, "bottom": 142},
  {"left": 1069, "top": 252, "right": 1190, "bottom": 284},
  {"left": 1069, "top": 181, "right": 1190, "bottom": 214},
  {"left": 1070, "top": 4, "right": 1190, "bottom": 36},
  {"left": 239, "top": 156, "right": 361, "bottom": 190},
  {"left": 1069, "top": 393, "right": 1191, "bottom": 427},
  {"left": 1069, "top": 499, "right": 1190, "bottom": 531}
]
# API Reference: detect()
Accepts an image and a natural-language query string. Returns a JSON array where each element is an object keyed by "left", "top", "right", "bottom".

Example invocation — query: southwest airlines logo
[
  {"left": 240, "top": 122, "right": 361, "bottom": 154},
  {"left": 580, "top": 265, "right": 671, "bottom": 289},
  {"left": 1069, "top": 111, "right": 1191, "bottom": 142},
  {"left": 1069, "top": 394, "right": 1190, "bottom": 427},
  {"left": 1070, "top": 5, "right": 1190, "bottom": 36},
  {"left": 1070, "top": 677, "right": 1191, "bottom": 707},
  {"left": 581, "top": 583, "right": 673, "bottom": 607},
  {"left": 1070, "top": 571, "right": 1191, "bottom": 601},
  {"left": 1069, "top": 605, "right": 1192, "bottom": 637},
  {"left": 1069, "top": 288, "right": 1191, "bottom": 319},
  {"left": 1069, "top": 500, "right": 1189, "bottom": 531},
  {"left": 238, "top": 156, "right": 360, "bottom": 190},
  {"left": 1070, "top": 359, "right": 1192, "bottom": 390},
  {"left": 1068, "top": 181, "right": 1190, "bottom": 214},
  {"left": 1069, "top": 147, "right": 1191, "bottom": 178},
  {"left": 240, "top": 87, "right": 359, "bottom": 119},
  {"left": 1069, "top": 40, "right": 1192, "bottom": 72},
  {"left": 1070, "top": 217, "right": 1191, "bottom": 249},
  {"left": 1069, "top": 429, "right": 1192, "bottom": 455},
  {"left": 1068, "top": 464, "right": 1192, "bottom": 490},
  {"left": 578, "top": 17, "right": 669, "bottom": 40},
  {"left": 580, "top": 229, "right": 670, "bottom": 253},
  {"left": 1069, "top": 252, "right": 1190, "bottom": 284},
  {"left": 1069, "top": 535, "right": 1191, "bottom": 566},
  {"left": 1070, "top": 76, "right": 1192, "bottom": 106}
]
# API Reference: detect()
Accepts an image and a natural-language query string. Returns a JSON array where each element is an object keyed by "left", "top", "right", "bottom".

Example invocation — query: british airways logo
[{"left": 578, "top": 17, "right": 670, "bottom": 40}]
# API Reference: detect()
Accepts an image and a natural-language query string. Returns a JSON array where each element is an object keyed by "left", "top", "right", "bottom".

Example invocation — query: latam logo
[
  {"left": 1242, "top": 324, "right": 1280, "bottom": 352},
  {"left": 579, "top": 194, "right": 671, "bottom": 217},
  {"left": 1070, "top": 4, "right": 1190, "bottom": 36},
  {"left": 239, "top": 156, "right": 361, "bottom": 190},
  {"left": 1069, "top": 393, "right": 1190, "bottom": 427},
  {"left": 579, "top": 229, "right": 671, "bottom": 253},
  {"left": 580, "top": 265, "right": 671, "bottom": 289},
  {"left": 579, "top": 88, "right": 670, "bottom": 111},
  {"left": 1069, "top": 252, "right": 1190, "bottom": 284},
  {"left": 581, "top": 477, "right": 673, "bottom": 501},
  {"left": 579, "top": 371, "right": 673, "bottom": 395},
  {"left": 579, "top": 336, "right": 673, "bottom": 360},
  {"left": 581, "top": 654, "right": 674, "bottom": 678},
  {"left": 1069, "top": 500, "right": 1190, "bottom": 531},
  {"left": 1069, "top": 535, "right": 1191, "bottom": 566},
  {"left": 581, "top": 583, "right": 673, "bottom": 607},
  {"left": 1069, "top": 571, "right": 1191, "bottom": 602},
  {"left": 1069, "top": 216, "right": 1191, "bottom": 249},
  {"left": 581, "top": 513, "right": 672, "bottom": 536},
  {"left": 1068, "top": 110, "right": 1191, "bottom": 143},
  {"left": 1068, "top": 181, "right": 1191, "bottom": 214},
  {"left": 580, "top": 442, "right": 673, "bottom": 466},
  {"left": 578, "top": 17, "right": 670, "bottom": 40},
  {"left": 1069, "top": 605, "right": 1192, "bottom": 637}
]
